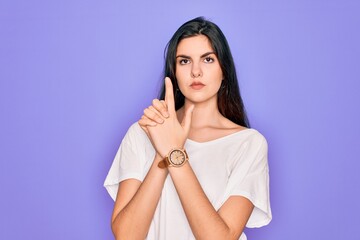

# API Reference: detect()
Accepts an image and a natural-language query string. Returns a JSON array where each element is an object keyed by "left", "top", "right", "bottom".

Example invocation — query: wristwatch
[{"left": 158, "top": 148, "right": 189, "bottom": 168}]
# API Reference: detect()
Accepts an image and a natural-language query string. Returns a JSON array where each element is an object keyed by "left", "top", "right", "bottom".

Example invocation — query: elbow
[
  {"left": 111, "top": 213, "right": 132, "bottom": 240},
  {"left": 111, "top": 221, "right": 117, "bottom": 238},
  {"left": 224, "top": 224, "right": 244, "bottom": 240},
  {"left": 111, "top": 216, "right": 116, "bottom": 235},
  {"left": 228, "top": 231, "right": 242, "bottom": 240},
  {"left": 111, "top": 218, "right": 131, "bottom": 240},
  {"left": 111, "top": 226, "right": 122, "bottom": 240},
  {"left": 111, "top": 218, "right": 122, "bottom": 240},
  {"left": 200, "top": 226, "right": 240, "bottom": 240}
]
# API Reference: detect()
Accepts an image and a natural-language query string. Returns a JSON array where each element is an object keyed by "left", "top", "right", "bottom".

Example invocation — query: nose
[{"left": 191, "top": 62, "right": 202, "bottom": 78}]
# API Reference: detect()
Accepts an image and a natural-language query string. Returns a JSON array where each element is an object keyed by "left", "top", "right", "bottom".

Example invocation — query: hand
[
  {"left": 138, "top": 99, "right": 169, "bottom": 159},
  {"left": 138, "top": 99, "right": 169, "bottom": 136},
  {"left": 140, "top": 77, "right": 194, "bottom": 158}
]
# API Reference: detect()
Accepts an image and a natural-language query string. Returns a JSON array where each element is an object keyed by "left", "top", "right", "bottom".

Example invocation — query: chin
[{"left": 184, "top": 95, "right": 218, "bottom": 105}]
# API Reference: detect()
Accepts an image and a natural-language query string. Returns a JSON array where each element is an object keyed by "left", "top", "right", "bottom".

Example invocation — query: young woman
[{"left": 104, "top": 17, "right": 272, "bottom": 240}]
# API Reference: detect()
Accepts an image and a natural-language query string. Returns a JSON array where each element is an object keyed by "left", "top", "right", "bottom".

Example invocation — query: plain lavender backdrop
[{"left": 1, "top": 0, "right": 359, "bottom": 239}]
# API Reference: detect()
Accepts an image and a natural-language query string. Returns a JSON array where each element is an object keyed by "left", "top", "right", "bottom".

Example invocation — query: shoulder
[
  {"left": 122, "top": 122, "right": 149, "bottom": 144},
  {"left": 227, "top": 128, "right": 268, "bottom": 160},
  {"left": 225, "top": 128, "right": 269, "bottom": 171},
  {"left": 127, "top": 121, "right": 145, "bottom": 136},
  {"left": 242, "top": 128, "right": 267, "bottom": 144},
  {"left": 240, "top": 128, "right": 267, "bottom": 152},
  {"left": 118, "top": 122, "right": 154, "bottom": 163}
]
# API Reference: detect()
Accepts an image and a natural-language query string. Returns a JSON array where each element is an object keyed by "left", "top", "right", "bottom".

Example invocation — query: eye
[
  {"left": 179, "top": 59, "right": 191, "bottom": 65},
  {"left": 204, "top": 57, "right": 214, "bottom": 63}
]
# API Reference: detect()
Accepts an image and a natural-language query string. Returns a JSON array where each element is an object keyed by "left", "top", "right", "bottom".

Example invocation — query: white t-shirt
[{"left": 104, "top": 122, "right": 272, "bottom": 240}]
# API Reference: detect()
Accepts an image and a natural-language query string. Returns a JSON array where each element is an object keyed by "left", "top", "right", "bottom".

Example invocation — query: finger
[
  {"left": 148, "top": 106, "right": 166, "bottom": 122},
  {"left": 143, "top": 107, "right": 164, "bottom": 124},
  {"left": 181, "top": 104, "right": 195, "bottom": 134},
  {"left": 152, "top": 99, "right": 169, "bottom": 118},
  {"left": 139, "top": 116, "right": 157, "bottom": 127},
  {"left": 139, "top": 115, "right": 157, "bottom": 127},
  {"left": 160, "top": 100, "right": 167, "bottom": 109},
  {"left": 164, "top": 77, "right": 176, "bottom": 113}
]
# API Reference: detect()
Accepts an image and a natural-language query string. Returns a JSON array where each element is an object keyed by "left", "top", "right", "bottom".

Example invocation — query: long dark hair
[{"left": 159, "top": 17, "right": 250, "bottom": 128}]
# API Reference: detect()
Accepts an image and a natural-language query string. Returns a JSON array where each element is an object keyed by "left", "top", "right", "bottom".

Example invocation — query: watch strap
[{"left": 157, "top": 157, "right": 169, "bottom": 169}]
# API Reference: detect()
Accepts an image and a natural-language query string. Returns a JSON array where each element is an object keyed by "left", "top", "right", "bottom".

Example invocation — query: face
[{"left": 175, "top": 35, "right": 223, "bottom": 105}]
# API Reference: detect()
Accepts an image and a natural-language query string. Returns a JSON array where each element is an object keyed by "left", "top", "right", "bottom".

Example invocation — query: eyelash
[
  {"left": 178, "top": 57, "right": 215, "bottom": 65},
  {"left": 179, "top": 59, "right": 190, "bottom": 65},
  {"left": 204, "top": 57, "right": 214, "bottom": 63}
]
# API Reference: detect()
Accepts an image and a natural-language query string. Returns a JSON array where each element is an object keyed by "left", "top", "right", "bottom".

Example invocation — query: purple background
[{"left": 1, "top": 0, "right": 359, "bottom": 239}]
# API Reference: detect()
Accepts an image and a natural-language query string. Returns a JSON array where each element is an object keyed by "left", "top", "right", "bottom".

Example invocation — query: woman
[{"left": 104, "top": 17, "right": 272, "bottom": 240}]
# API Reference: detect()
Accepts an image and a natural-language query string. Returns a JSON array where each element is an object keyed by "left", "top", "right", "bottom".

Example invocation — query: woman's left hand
[
  {"left": 139, "top": 77, "right": 194, "bottom": 158},
  {"left": 138, "top": 98, "right": 169, "bottom": 135}
]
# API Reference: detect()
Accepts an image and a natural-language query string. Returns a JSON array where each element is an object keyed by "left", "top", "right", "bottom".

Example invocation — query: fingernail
[{"left": 157, "top": 118, "right": 164, "bottom": 123}]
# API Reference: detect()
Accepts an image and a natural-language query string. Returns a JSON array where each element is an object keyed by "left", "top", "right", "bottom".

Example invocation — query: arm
[
  {"left": 111, "top": 154, "right": 168, "bottom": 240},
  {"left": 111, "top": 81, "right": 174, "bottom": 239},
  {"left": 143, "top": 78, "right": 254, "bottom": 239},
  {"left": 168, "top": 163, "right": 254, "bottom": 240}
]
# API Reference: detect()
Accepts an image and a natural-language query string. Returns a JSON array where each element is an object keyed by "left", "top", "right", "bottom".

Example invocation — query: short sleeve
[
  {"left": 224, "top": 132, "right": 272, "bottom": 228},
  {"left": 103, "top": 123, "right": 151, "bottom": 201}
]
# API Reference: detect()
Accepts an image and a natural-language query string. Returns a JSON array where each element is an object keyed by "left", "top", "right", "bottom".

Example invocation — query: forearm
[
  {"left": 169, "top": 163, "right": 237, "bottom": 240},
  {"left": 112, "top": 155, "right": 168, "bottom": 240}
]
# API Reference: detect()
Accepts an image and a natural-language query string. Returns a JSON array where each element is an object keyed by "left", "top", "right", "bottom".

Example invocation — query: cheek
[
  {"left": 215, "top": 66, "right": 224, "bottom": 81},
  {"left": 175, "top": 68, "right": 189, "bottom": 88},
  {"left": 210, "top": 72, "right": 223, "bottom": 94},
  {"left": 213, "top": 79, "right": 223, "bottom": 94},
  {"left": 210, "top": 69, "right": 223, "bottom": 86}
]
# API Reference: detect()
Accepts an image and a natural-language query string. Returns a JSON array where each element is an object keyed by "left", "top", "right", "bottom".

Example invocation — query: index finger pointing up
[{"left": 165, "top": 77, "right": 176, "bottom": 113}]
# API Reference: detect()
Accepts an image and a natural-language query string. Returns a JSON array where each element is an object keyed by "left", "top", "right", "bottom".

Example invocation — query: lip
[{"left": 190, "top": 82, "right": 205, "bottom": 90}]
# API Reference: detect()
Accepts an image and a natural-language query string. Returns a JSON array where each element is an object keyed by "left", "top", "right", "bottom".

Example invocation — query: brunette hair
[{"left": 159, "top": 17, "right": 250, "bottom": 128}]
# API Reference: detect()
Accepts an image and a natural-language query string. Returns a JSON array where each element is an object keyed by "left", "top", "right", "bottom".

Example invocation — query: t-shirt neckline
[{"left": 186, "top": 128, "right": 254, "bottom": 145}]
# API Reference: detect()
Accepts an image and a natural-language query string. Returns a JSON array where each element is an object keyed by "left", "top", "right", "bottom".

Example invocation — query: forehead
[{"left": 176, "top": 35, "right": 214, "bottom": 55}]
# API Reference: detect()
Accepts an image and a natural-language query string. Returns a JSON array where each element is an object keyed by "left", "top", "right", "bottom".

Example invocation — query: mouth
[{"left": 190, "top": 81, "right": 205, "bottom": 90}]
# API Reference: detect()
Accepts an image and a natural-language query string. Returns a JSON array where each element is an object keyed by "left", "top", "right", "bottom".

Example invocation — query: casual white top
[{"left": 104, "top": 122, "right": 272, "bottom": 240}]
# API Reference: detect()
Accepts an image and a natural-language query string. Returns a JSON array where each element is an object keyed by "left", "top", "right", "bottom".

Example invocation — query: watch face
[{"left": 169, "top": 149, "right": 186, "bottom": 166}]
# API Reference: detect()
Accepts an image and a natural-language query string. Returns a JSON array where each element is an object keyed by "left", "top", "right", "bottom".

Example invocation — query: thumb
[{"left": 181, "top": 104, "right": 195, "bottom": 133}]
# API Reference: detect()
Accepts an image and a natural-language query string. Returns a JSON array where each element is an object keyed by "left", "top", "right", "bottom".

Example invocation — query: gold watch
[{"left": 158, "top": 148, "right": 189, "bottom": 168}]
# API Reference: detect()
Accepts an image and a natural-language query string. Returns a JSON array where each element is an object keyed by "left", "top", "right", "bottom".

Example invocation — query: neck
[{"left": 177, "top": 99, "right": 223, "bottom": 129}]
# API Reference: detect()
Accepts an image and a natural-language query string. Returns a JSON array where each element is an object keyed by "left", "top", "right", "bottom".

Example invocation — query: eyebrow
[{"left": 176, "top": 51, "right": 215, "bottom": 59}]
